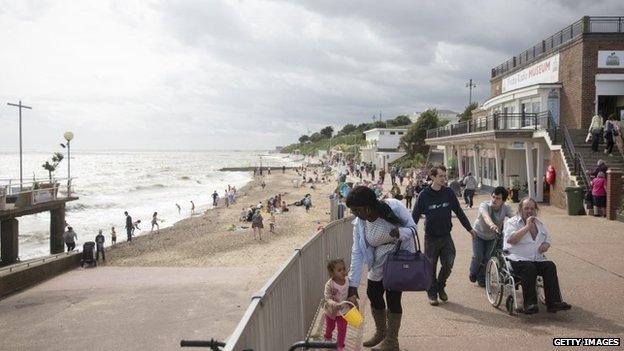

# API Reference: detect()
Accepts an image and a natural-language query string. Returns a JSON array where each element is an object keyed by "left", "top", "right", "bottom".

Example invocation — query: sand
[{"left": 106, "top": 166, "right": 338, "bottom": 286}]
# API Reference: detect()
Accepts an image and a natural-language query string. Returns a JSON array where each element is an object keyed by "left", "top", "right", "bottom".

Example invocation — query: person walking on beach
[
  {"left": 224, "top": 190, "right": 230, "bottom": 208},
  {"left": 212, "top": 191, "right": 219, "bottom": 207},
  {"left": 303, "top": 194, "right": 312, "bottom": 213},
  {"left": 251, "top": 210, "right": 264, "bottom": 241},
  {"left": 282, "top": 165, "right": 286, "bottom": 173},
  {"left": 191, "top": 201, "right": 196, "bottom": 215},
  {"left": 151, "top": 212, "right": 160, "bottom": 233},
  {"left": 345, "top": 186, "right": 416, "bottom": 350},
  {"left": 63, "top": 226, "right": 78, "bottom": 252},
  {"left": 268, "top": 167, "right": 271, "bottom": 175},
  {"left": 462, "top": 172, "right": 477, "bottom": 208},
  {"left": 95, "top": 229, "right": 106, "bottom": 262},
  {"left": 323, "top": 259, "right": 350, "bottom": 351},
  {"left": 132, "top": 220, "right": 141, "bottom": 236},
  {"left": 175, "top": 203, "right": 181, "bottom": 215},
  {"left": 124, "top": 211, "right": 133, "bottom": 242},
  {"left": 412, "top": 164, "right": 476, "bottom": 306},
  {"left": 111, "top": 226, "right": 117, "bottom": 245}
]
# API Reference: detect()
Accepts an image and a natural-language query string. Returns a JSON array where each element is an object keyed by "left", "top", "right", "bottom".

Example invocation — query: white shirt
[{"left": 503, "top": 215, "right": 551, "bottom": 262}]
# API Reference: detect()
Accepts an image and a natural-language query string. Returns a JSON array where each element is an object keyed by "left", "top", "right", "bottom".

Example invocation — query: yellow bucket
[{"left": 340, "top": 301, "right": 363, "bottom": 327}]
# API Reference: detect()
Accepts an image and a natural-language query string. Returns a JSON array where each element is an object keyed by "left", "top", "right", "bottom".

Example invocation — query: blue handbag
[{"left": 382, "top": 231, "right": 433, "bottom": 292}]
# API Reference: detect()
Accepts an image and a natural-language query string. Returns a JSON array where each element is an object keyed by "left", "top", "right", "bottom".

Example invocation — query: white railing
[
  {"left": 224, "top": 217, "right": 354, "bottom": 351},
  {"left": 0, "top": 178, "right": 74, "bottom": 210}
]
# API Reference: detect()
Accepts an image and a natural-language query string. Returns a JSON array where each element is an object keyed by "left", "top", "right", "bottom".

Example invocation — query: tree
[
  {"left": 355, "top": 123, "right": 371, "bottom": 133},
  {"left": 372, "top": 121, "right": 386, "bottom": 128},
  {"left": 387, "top": 115, "right": 412, "bottom": 127},
  {"left": 458, "top": 102, "right": 479, "bottom": 122},
  {"left": 41, "top": 152, "right": 64, "bottom": 181},
  {"left": 310, "top": 132, "right": 323, "bottom": 142},
  {"left": 339, "top": 123, "right": 357, "bottom": 135},
  {"left": 399, "top": 109, "right": 439, "bottom": 156},
  {"left": 320, "top": 126, "right": 334, "bottom": 139},
  {"left": 298, "top": 135, "right": 310, "bottom": 143}
]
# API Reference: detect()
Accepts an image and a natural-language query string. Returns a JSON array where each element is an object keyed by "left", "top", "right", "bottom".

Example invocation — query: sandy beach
[{"left": 106, "top": 165, "right": 338, "bottom": 288}]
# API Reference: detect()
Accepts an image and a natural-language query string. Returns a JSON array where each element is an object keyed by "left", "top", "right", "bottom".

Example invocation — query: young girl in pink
[
  {"left": 591, "top": 171, "right": 607, "bottom": 217},
  {"left": 323, "top": 259, "right": 349, "bottom": 351}
]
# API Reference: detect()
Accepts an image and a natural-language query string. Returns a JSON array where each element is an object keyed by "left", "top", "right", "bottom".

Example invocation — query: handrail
[
  {"left": 560, "top": 124, "right": 577, "bottom": 159},
  {"left": 426, "top": 111, "right": 551, "bottom": 139},
  {"left": 575, "top": 152, "right": 591, "bottom": 188},
  {"left": 491, "top": 16, "right": 624, "bottom": 78}
]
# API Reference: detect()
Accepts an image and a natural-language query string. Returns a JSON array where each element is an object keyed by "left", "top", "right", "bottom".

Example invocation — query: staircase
[{"left": 565, "top": 128, "right": 624, "bottom": 189}]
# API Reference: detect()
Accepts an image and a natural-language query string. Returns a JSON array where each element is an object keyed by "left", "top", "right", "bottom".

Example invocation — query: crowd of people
[{"left": 322, "top": 161, "right": 572, "bottom": 350}]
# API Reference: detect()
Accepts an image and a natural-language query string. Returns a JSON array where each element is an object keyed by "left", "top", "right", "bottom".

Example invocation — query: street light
[
  {"left": 466, "top": 79, "right": 477, "bottom": 106},
  {"left": 7, "top": 100, "right": 32, "bottom": 190},
  {"left": 62, "top": 131, "right": 74, "bottom": 196}
]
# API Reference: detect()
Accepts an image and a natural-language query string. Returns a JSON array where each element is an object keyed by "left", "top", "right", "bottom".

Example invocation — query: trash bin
[{"left": 565, "top": 186, "right": 585, "bottom": 215}]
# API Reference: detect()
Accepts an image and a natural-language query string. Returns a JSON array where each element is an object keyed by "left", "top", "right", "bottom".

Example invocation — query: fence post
[{"left": 606, "top": 169, "right": 623, "bottom": 220}]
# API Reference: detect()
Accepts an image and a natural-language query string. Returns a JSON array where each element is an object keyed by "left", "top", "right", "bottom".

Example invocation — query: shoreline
[{"left": 105, "top": 164, "right": 336, "bottom": 281}]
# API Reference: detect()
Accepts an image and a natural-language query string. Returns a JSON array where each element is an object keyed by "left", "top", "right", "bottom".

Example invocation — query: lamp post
[
  {"left": 466, "top": 79, "right": 477, "bottom": 106},
  {"left": 63, "top": 131, "right": 74, "bottom": 196},
  {"left": 7, "top": 100, "right": 32, "bottom": 190}
]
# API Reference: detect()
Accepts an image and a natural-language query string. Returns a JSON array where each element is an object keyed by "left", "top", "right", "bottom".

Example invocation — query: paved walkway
[
  {"left": 0, "top": 267, "right": 259, "bottom": 351},
  {"left": 356, "top": 193, "right": 624, "bottom": 350}
]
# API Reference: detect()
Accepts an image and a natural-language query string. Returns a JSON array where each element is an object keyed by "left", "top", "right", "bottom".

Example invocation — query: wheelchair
[{"left": 484, "top": 235, "right": 546, "bottom": 315}]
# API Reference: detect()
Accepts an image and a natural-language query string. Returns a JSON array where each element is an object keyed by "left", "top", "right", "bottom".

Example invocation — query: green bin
[{"left": 565, "top": 186, "right": 585, "bottom": 215}]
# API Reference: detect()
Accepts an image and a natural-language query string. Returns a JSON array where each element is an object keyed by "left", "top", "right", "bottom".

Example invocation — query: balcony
[{"left": 425, "top": 112, "right": 554, "bottom": 142}]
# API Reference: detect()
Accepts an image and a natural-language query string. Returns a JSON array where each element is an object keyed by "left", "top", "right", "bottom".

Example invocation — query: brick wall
[
  {"left": 549, "top": 149, "right": 576, "bottom": 209},
  {"left": 490, "top": 77, "right": 502, "bottom": 98},
  {"left": 558, "top": 40, "right": 584, "bottom": 129},
  {"left": 581, "top": 35, "right": 624, "bottom": 128}
]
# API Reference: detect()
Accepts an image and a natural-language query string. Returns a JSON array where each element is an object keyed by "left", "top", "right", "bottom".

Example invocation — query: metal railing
[
  {"left": 560, "top": 124, "right": 591, "bottom": 188},
  {"left": 492, "top": 16, "right": 624, "bottom": 78},
  {"left": 0, "top": 250, "right": 81, "bottom": 275},
  {"left": 224, "top": 217, "right": 354, "bottom": 351},
  {"left": 426, "top": 112, "right": 551, "bottom": 139},
  {"left": 1, "top": 178, "right": 74, "bottom": 210}
]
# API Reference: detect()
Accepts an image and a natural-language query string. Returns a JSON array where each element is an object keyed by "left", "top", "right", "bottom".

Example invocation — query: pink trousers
[{"left": 324, "top": 315, "right": 347, "bottom": 347}]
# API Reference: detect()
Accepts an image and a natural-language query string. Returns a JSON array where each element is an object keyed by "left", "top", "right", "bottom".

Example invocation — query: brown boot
[
  {"left": 371, "top": 312, "right": 401, "bottom": 351},
  {"left": 363, "top": 308, "right": 386, "bottom": 347}
]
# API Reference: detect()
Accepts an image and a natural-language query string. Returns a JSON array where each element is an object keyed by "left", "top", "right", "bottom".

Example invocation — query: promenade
[
  {"left": 359, "top": 193, "right": 624, "bottom": 350},
  {"left": 1, "top": 181, "right": 623, "bottom": 350}
]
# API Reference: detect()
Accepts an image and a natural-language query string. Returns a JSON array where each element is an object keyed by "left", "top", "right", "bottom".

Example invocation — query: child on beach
[
  {"left": 151, "top": 212, "right": 160, "bottom": 232},
  {"left": 323, "top": 259, "right": 350, "bottom": 351},
  {"left": 111, "top": 226, "right": 117, "bottom": 245},
  {"left": 269, "top": 212, "right": 276, "bottom": 233},
  {"left": 251, "top": 210, "right": 264, "bottom": 241}
]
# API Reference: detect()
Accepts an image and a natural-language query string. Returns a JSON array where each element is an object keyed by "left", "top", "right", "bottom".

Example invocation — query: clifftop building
[{"left": 425, "top": 16, "right": 624, "bottom": 209}]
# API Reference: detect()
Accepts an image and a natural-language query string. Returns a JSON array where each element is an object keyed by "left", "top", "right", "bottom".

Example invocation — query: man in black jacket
[
  {"left": 125, "top": 211, "right": 133, "bottom": 242},
  {"left": 413, "top": 164, "right": 476, "bottom": 306}
]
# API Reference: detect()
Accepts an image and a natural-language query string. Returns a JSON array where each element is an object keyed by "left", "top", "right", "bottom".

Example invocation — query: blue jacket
[{"left": 348, "top": 199, "right": 417, "bottom": 287}]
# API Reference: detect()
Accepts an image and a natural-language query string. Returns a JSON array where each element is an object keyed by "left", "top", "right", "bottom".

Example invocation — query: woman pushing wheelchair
[{"left": 503, "top": 197, "right": 572, "bottom": 314}]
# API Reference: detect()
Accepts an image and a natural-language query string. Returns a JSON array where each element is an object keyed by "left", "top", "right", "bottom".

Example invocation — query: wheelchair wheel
[
  {"left": 485, "top": 258, "right": 503, "bottom": 307},
  {"left": 536, "top": 276, "right": 546, "bottom": 305}
]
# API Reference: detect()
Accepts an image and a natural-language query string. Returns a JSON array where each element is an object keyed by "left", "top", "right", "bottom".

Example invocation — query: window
[
  {"left": 380, "top": 131, "right": 385, "bottom": 135},
  {"left": 398, "top": 132, "right": 404, "bottom": 135},
  {"left": 390, "top": 131, "right": 396, "bottom": 135}
]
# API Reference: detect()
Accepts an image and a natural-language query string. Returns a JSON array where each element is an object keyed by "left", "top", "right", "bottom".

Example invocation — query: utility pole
[
  {"left": 466, "top": 79, "right": 477, "bottom": 106},
  {"left": 7, "top": 100, "right": 32, "bottom": 190}
]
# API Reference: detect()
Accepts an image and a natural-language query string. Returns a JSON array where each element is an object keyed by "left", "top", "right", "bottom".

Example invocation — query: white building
[{"left": 360, "top": 128, "right": 407, "bottom": 171}]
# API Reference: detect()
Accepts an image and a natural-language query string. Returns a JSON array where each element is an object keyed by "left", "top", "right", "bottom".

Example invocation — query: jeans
[
  {"left": 469, "top": 236, "right": 496, "bottom": 284},
  {"left": 464, "top": 189, "right": 475, "bottom": 208},
  {"left": 324, "top": 315, "right": 347, "bottom": 347},
  {"left": 510, "top": 260, "right": 562, "bottom": 308},
  {"left": 96, "top": 249, "right": 106, "bottom": 261},
  {"left": 591, "top": 130, "right": 602, "bottom": 152},
  {"left": 367, "top": 279, "right": 403, "bottom": 313},
  {"left": 605, "top": 132, "right": 614, "bottom": 154},
  {"left": 126, "top": 228, "right": 132, "bottom": 242},
  {"left": 425, "top": 236, "right": 456, "bottom": 296}
]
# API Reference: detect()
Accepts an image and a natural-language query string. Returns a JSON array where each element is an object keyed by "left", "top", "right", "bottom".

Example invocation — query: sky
[{"left": 1, "top": 0, "right": 622, "bottom": 150}]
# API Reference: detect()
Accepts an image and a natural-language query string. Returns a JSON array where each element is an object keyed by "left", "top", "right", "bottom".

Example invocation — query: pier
[{"left": 0, "top": 180, "right": 77, "bottom": 266}]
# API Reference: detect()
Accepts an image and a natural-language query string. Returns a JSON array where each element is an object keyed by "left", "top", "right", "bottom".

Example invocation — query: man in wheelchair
[{"left": 503, "top": 197, "right": 572, "bottom": 314}]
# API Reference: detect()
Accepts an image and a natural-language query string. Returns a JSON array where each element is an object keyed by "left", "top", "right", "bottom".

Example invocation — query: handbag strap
[{"left": 393, "top": 227, "right": 421, "bottom": 253}]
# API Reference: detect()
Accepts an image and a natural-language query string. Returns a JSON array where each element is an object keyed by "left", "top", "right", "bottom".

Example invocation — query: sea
[{"left": 0, "top": 150, "right": 303, "bottom": 260}]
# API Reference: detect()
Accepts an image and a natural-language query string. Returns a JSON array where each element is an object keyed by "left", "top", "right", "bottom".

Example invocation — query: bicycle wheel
[{"left": 485, "top": 258, "right": 503, "bottom": 307}]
